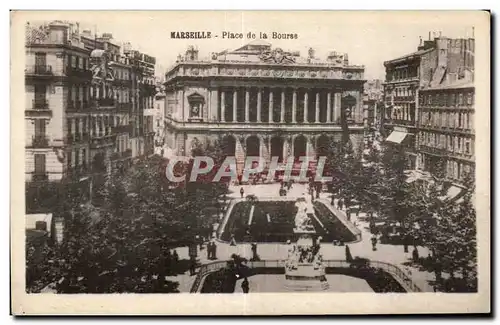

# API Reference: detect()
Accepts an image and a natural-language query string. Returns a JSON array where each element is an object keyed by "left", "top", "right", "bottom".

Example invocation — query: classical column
[
  {"left": 70, "top": 119, "right": 76, "bottom": 140},
  {"left": 257, "top": 88, "right": 262, "bottom": 122},
  {"left": 207, "top": 90, "right": 211, "bottom": 121},
  {"left": 326, "top": 92, "right": 332, "bottom": 123},
  {"left": 245, "top": 89, "right": 250, "bottom": 122},
  {"left": 268, "top": 89, "right": 274, "bottom": 123},
  {"left": 334, "top": 92, "right": 341, "bottom": 122},
  {"left": 233, "top": 89, "right": 238, "bottom": 122},
  {"left": 211, "top": 89, "right": 219, "bottom": 121},
  {"left": 280, "top": 89, "right": 285, "bottom": 123},
  {"left": 304, "top": 92, "right": 309, "bottom": 123},
  {"left": 220, "top": 90, "right": 225, "bottom": 122},
  {"left": 315, "top": 92, "right": 320, "bottom": 123},
  {"left": 283, "top": 136, "right": 288, "bottom": 162},
  {"left": 292, "top": 89, "right": 297, "bottom": 123}
]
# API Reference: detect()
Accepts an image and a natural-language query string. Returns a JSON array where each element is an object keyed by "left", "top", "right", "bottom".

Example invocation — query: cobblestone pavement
[{"left": 168, "top": 183, "right": 436, "bottom": 292}]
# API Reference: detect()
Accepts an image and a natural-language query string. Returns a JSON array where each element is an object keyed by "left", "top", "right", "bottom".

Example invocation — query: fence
[{"left": 190, "top": 259, "right": 430, "bottom": 293}]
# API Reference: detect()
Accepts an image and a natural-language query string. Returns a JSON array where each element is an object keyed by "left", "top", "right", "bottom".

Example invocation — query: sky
[{"left": 27, "top": 11, "right": 477, "bottom": 80}]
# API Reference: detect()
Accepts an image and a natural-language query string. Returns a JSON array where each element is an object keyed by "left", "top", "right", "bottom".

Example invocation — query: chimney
[{"left": 48, "top": 21, "right": 69, "bottom": 45}]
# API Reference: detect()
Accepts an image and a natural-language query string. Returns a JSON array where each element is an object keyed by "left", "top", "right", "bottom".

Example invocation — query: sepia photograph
[{"left": 10, "top": 10, "right": 490, "bottom": 315}]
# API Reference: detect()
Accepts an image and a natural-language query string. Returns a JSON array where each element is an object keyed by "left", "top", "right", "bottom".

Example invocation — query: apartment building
[
  {"left": 382, "top": 32, "right": 475, "bottom": 172},
  {"left": 417, "top": 38, "right": 475, "bottom": 183},
  {"left": 25, "top": 21, "right": 157, "bottom": 211}
]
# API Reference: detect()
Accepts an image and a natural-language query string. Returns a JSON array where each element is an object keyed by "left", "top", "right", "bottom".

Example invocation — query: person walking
[
  {"left": 371, "top": 234, "right": 377, "bottom": 251},
  {"left": 189, "top": 257, "right": 197, "bottom": 276},
  {"left": 241, "top": 277, "right": 250, "bottom": 293},
  {"left": 338, "top": 199, "right": 344, "bottom": 210},
  {"left": 212, "top": 241, "right": 218, "bottom": 260},
  {"left": 229, "top": 233, "right": 237, "bottom": 246},
  {"left": 240, "top": 187, "right": 244, "bottom": 198}
]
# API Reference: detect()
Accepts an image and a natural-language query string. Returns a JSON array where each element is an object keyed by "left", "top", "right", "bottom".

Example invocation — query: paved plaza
[{"left": 167, "top": 183, "right": 436, "bottom": 293}]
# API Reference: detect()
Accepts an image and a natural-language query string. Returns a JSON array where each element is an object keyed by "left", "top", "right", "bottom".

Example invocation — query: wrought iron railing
[
  {"left": 190, "top": 259, "right": 430, "bottom": 293},
  {"left": 26, "top": 65, "right": 53, "bottom": 75}
]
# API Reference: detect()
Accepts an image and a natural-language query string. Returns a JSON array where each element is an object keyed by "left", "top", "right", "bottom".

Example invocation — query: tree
[
  {"left": 26, "top": 156, "right": 190, "bottom": 293},
  {"left": 428, "top": 171, "right": 477, "bottom": 292},
  {"left": 377, "top": 145, "right": 415, "bottom": 251}
]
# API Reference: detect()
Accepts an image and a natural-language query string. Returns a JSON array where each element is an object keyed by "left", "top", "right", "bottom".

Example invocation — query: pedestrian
[
  {"left": 251, "top": 243, "right": 259, "bottom": 261},
  {"left": 412, "top": 247, "right": 419, "bottom": 262},
  {"left": 207, "top": 242, "right": 212, "bottom": 260},
  {"left": 165, "top": 249, "right": 173, "bottom": 275},
  {"left": 241, "top": 277, "right": 250, "bottom": 293},
  {"left": 230, "top": 233, "right": 237, "bottom": 246},
  {"left": 338, "top": 199, "right": 344, "bottom": 210},
  {"left": 212, "top": 241, "right": 218, "bottom": 260},
  {"left": 173, "top": 249, "right": 179, "bottom": 266},
  {"left": 346, "top": 209, "right": 351, "bottom": 221},
  {"left": 371, "top": 234, "right": 377, "bottom": 251},
  {"left": 189, "top": 257, "right": 197, "bottom": 276},
  {"left": 240, "top": 187, "right": 244, "bottom": 198},
  {"left": 330, "top": 193, "right": 335, "bottom": 205}
]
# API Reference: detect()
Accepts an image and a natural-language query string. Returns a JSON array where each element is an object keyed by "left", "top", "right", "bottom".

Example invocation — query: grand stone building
[{"left": 163, "top": 41, "right": 365, "bottom": 170}]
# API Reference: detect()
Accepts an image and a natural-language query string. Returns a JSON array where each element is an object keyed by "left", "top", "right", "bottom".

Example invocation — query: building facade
[
  {"left": 147, "top": 84, "right": 167, "bottom": 156},
  {"left": 25, "top": 21, "right": 157, "bottom": 206},
  {"left": 382, "top": 45, "right": 431, "bottom": 169},
  {"left": 382, "top": 33, "right": 475, "bottom": 171},
  {"left": 417, "top": 38, "right": 475, "bottom": 183},
  {"left": 163, "top": 41, "right": 366, "bottom": 171},
  {"left": 362, "top": 79, "right": 384, "bottom": 143}
]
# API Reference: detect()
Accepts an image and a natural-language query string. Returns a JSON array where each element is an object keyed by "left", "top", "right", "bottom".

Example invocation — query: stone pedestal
[{"left": 284, "top": 230, "right": 329, "bottom": 292}]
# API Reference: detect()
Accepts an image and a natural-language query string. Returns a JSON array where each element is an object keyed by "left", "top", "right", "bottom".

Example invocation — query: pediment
[{"left": 187, "top": 92, "right": 205, "bottom": 102}]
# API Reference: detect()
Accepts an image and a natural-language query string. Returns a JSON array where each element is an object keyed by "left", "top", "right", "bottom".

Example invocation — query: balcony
[
  {"left": 90, "top": 134, "right": 116, "bottom": 149},
  {"left": 30, "top": 136, "right": 49, "bottom": 148},
  {"left": 114, "top": 78, "right": 133, "bottom": 87},
  {"left": 419, "top": 124, "right": 475, "bottom": 135},
  {"left": 25, "top": 100, "right": 52, "bottom": 118},
  {"left": 66, "top": 133, "right": 90, "bottom": 145},
  {"left": 117, "top": 102, "right": 132, "bottom": 112},
  {"left": 67, "top": 100, "right": 84, "bottom": 112},
  {"left": 393, "top": 96, "right": 415, "bottom": 102},
  {"left": 110, "top": 149, "right": 132, "bottom": 161},
  {"left": 66, "top": 165, "right": 90, "bottom": 179},
  {"left": 113, "top": 124, "right": 132, "bottom": 134},
  {"left": 66, "top": 66, "right": 93, "bottom": 79},
  {"left": 419, "top": 145, "right": 474, "bottom": 162},
  {"left": 384, "top": 118, "right": 416, "bottom": 127},
  {"left": 31, "top": 172, "right": 48, "bottom": 182},
  {"left": 164, "top": 116, "right": 365, "bottom": 133},
  {"left": 95, "top": 98, "right": 116, "bottom": 109},
  {"left": 25, "top": 65, "right": 53, "bottom": 76}
]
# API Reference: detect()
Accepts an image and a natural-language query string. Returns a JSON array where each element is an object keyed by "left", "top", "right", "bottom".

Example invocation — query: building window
[
  {"left": 34, "top": 154, "right": 46, "bottom": 174},
  {"left": 187, "top": 93, "right": 205, "bottom": 119},
  {"left": 458, "top": 93, "right": 464, "bottom": 106},
  {"left": 71, "top": 55, "right": 77, "bottom": 68},
  {"left": 467, "top": 92, "right": 473, "bottom": 105},
  {"left": 34, "top": 120, "right": 46, "bottom": 138}
]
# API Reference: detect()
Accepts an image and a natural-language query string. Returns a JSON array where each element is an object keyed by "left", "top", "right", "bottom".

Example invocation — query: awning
[
  {"left": 26, "top": 213, "right": 53, "bottom": 235},
  {"left": 385, "top": 131, "right": 408, "bottom": 144}
]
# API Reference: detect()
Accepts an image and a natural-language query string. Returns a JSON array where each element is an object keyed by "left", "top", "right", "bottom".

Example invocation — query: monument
[{"left": 284, "top": 197, "right": 329, "bottom": 291}]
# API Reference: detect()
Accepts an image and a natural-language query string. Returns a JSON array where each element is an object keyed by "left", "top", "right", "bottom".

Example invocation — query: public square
[{"left": 166, "top": 183, "right": 434, "bottom": 293}]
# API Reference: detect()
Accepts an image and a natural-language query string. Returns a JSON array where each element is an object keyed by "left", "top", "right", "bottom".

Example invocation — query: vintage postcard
[{"left": 10, "top": 10, "right": 490, "bottom": 315}]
